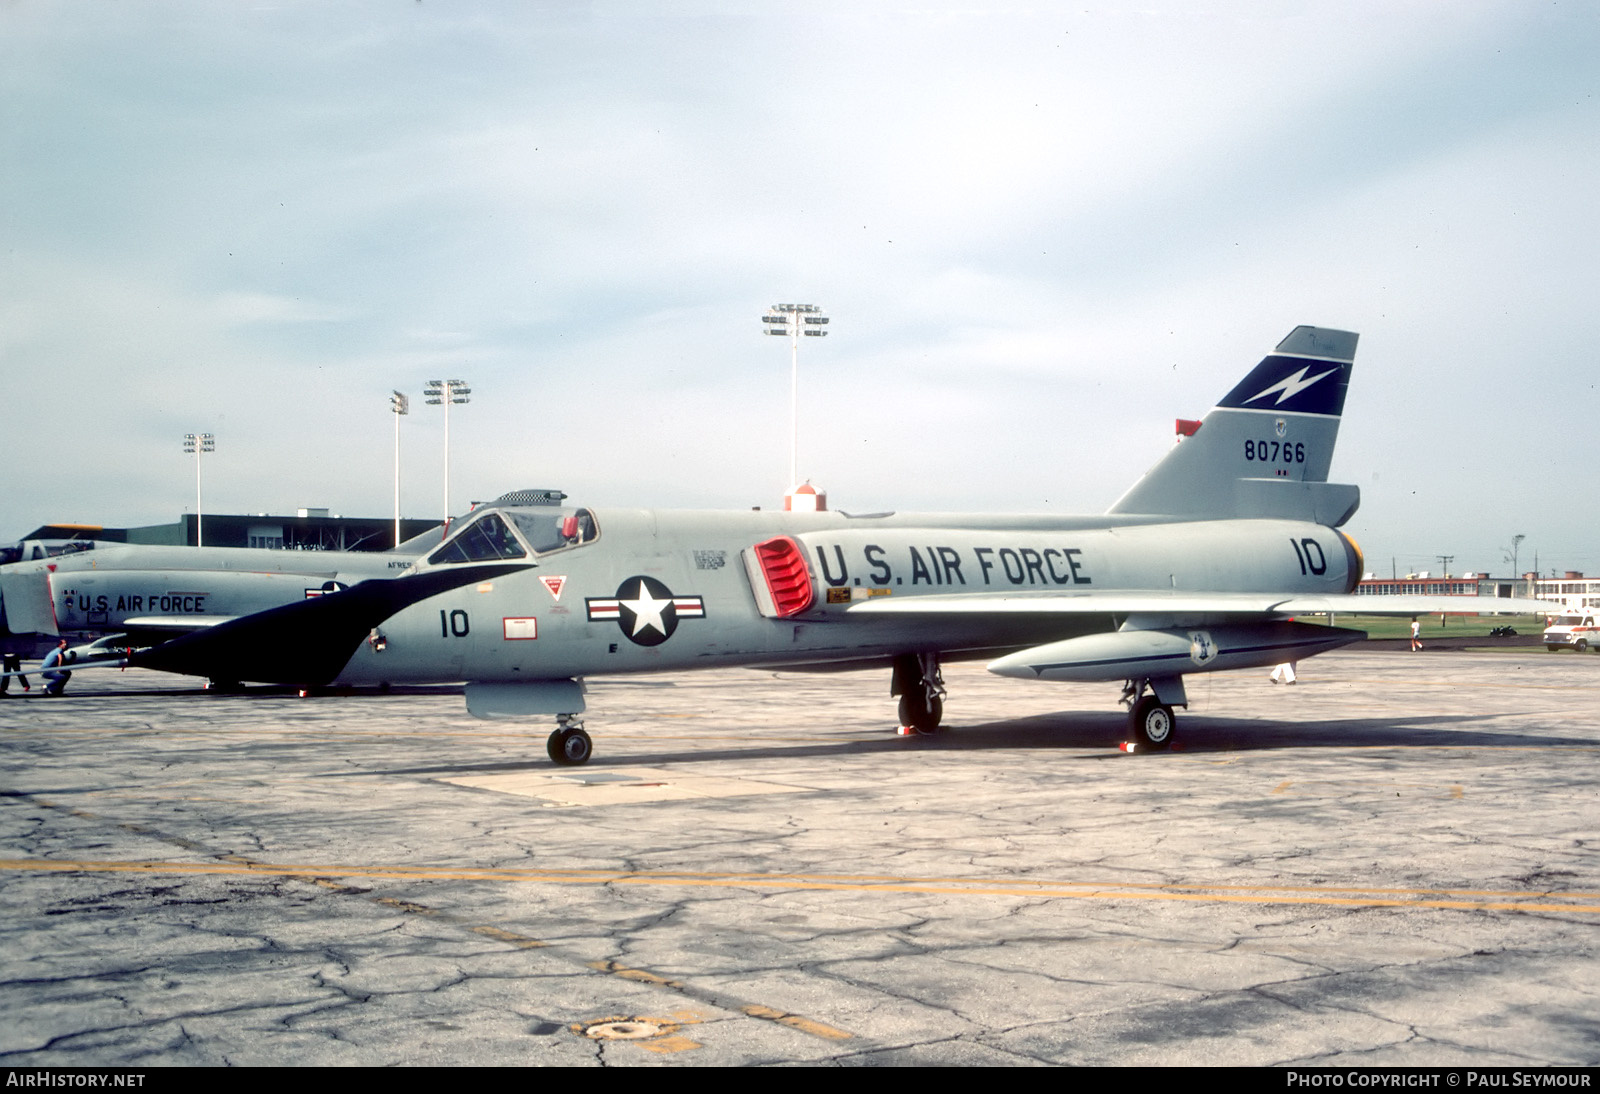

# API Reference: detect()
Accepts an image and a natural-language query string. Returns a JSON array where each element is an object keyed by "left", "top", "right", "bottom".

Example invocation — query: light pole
[
  {"left": 390, "top": 390, "right": 409, "bottom": 548},
  {"left": 761, "top": 303, "right": 828, "bottom": 488},
  {"left": 424, "top": 379, "right": 470, "bottom": 520},
  {"left": 182, "top": 432, "right": 215, "bottom": 547},
  {"left": 1505, "top": 534, "right": 1526, "bottom": 593}
]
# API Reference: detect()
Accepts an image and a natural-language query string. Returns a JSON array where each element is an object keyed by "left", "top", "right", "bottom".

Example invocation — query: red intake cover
[{"left": 751, "top": 536, "right": 814, "bottom": 618}]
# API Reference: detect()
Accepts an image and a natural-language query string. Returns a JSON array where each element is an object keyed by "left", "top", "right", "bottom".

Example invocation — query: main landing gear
[
  {"left": 1121, "top": 677, "right": 1184, "bottom": 750},
  {"left": 1129, "top": 695, "right": 1175, "bottom": 749},
  {"left": 547, "top": 713, "right": 593, "bottom": 766},
  {"left": 893, "top": 652, "right": 946, "bottom": 734}
]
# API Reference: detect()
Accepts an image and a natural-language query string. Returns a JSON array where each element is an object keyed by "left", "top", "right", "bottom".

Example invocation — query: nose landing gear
[{"left": 547, "top": 713, "right": 593, "bottom": 766}]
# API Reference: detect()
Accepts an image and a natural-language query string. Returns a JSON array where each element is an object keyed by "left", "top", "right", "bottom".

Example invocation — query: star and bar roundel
[{"left": 586, "top": 576, "right": 706, "bottom": 646}]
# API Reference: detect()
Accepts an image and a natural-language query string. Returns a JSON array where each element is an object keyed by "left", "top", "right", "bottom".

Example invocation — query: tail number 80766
[{"left": 1245, "top": 440, "right": 1305, "bottom": 463}]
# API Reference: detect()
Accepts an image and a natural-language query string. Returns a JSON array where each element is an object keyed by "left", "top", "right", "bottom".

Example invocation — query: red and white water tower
[{"left": 783, "top": 482, "right": 827, "bottom": 512}]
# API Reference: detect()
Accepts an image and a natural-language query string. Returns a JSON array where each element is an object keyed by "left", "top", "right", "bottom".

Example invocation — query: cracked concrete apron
[{"left": 2, "top": 648, "right": 1598, "bottom": 1065}]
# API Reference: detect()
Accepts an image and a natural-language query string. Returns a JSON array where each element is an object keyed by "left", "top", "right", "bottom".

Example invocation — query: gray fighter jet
[
  {"left": 0, "top": 527, "right": 444, "bottom": 681},
  {"left": 70, "top": 326, "right": 1549, "bottom": 761}
]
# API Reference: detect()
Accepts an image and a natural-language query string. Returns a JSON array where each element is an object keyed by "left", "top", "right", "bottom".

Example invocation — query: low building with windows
[
  {"left": 1356, "top": 571, "right": 1593, "bottom": 611},
  {"left": 10, "top": 511, "right": 442, "bottom": 559},
  {"left": 1534, "top": 573, "right": 1600, "bottom": 611},
  {"left": 1356, "top": 576, "right": 1488, "bottom": 598}
]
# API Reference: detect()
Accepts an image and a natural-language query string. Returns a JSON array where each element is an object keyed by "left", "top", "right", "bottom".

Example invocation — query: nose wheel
[{"left": 547, "top": 715, "right": 593, "bottom": 766}]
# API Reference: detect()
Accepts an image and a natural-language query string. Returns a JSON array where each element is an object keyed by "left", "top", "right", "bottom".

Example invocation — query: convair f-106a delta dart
[{"left": 62, "top": 325, "right": 1547, "bottom": 764}]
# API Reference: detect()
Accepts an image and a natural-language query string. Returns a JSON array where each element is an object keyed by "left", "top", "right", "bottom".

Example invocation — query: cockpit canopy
[{"left": 426, "top": 507, "right": 598, "bottom": 566}]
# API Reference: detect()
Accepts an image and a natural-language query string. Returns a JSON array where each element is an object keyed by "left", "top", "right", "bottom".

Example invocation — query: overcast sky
[{"left": 3, "top": 1, "right": 1595, "bottom": 578}]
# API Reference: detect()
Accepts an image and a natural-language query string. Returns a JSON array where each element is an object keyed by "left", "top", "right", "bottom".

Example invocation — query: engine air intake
[{"left": 745, "top": 536, "right": 814, "bottom": 618}]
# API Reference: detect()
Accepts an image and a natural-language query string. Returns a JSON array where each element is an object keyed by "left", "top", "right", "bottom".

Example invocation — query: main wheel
[
  {"left": 898, "top": 691, "right": 943, "bottom": 734},
  {"left": 1129, "top": 696, "right": 1175, "bottom": 750},
  {"left": 1577, "top": 640, "right": 1589, "bottom": 653},
  {"left": 547, "top": 726, "right": 593, "bottom": 766}
]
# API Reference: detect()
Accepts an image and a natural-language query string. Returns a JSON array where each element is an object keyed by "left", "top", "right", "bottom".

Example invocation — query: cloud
[{"left": 2, "top": 1, "right": 1596, "bottom": 574}]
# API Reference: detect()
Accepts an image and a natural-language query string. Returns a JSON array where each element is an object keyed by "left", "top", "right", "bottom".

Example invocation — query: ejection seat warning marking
[
  {"left": 503, "top": 617, "right": 538, "bottom": 640},
  {"left": 541, "top": 575, "right": 566, "bottom": 601}
]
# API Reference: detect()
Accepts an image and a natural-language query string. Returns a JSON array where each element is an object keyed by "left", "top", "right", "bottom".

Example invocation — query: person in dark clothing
[{"left": 0, "top": 651, "right": 30, "bottom": 695}]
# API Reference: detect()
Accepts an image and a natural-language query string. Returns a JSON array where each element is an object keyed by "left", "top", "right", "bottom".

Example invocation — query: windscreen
[{"left": 426, "top": 513, "right": 528, "bottom": 565}]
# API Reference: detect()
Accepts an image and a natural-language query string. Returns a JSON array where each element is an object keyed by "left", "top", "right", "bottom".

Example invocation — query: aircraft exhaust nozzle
[{"left": 987, "top": 622, "right": 1365, "bottom": 683}]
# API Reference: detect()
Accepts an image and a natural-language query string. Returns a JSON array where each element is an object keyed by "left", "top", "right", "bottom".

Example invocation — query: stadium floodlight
[
  {"left": 424, "top": 379, "right": 471, "bottom": 520},
  {"left": 181, "top": 432, "right": 216, "bottom": 547},
  {"left": 760, "top": 304, "right": 829, "bottom": 489},
  {"left": 391, "top": 391, "right": 409, "bottom": 548}
]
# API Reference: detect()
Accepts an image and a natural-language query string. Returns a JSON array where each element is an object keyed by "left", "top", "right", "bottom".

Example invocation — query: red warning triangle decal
[{"left": 541, "top": 575, "right": 567, "bottom": 602}]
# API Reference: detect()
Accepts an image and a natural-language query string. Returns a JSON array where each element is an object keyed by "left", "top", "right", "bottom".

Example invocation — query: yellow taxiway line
[{"left": 4, "top": 857, "right": 1598, "bottom": 914}]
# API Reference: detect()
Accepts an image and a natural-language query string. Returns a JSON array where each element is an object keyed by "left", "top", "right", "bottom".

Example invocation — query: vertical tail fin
[{"left": 1107, "top": 325, "right": 1360, "bottom": 524}]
